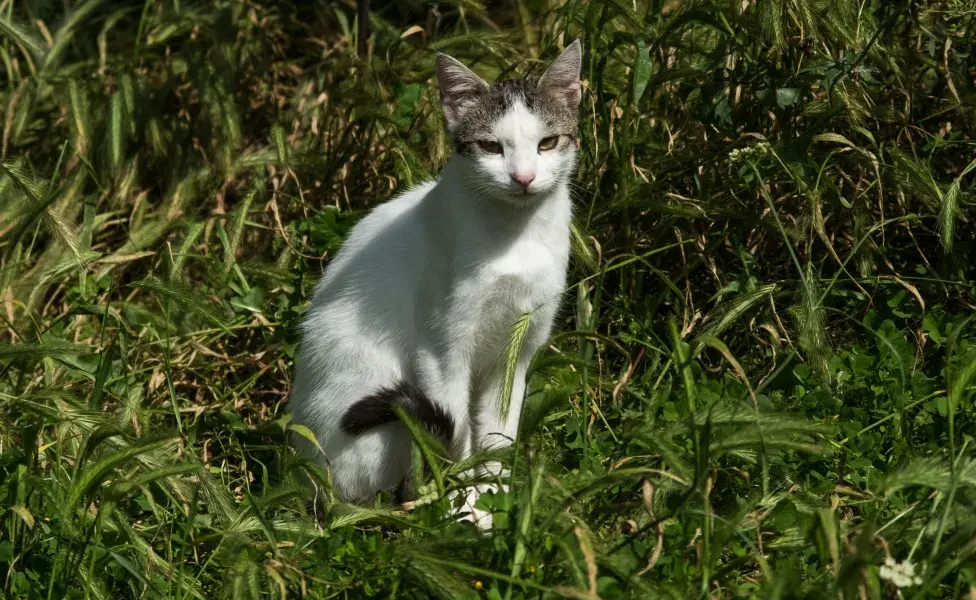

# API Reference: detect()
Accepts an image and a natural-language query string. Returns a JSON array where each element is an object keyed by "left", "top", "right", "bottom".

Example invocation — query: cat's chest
[
  {"left": 456, "top": 239, "right": 566, "bottom": 326},
  {"left": 483, "top": 239, "right": 564, "bottom": 295}
]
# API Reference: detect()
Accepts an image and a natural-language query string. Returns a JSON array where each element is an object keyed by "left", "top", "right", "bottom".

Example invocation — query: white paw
[
  {"left": 449, "top": 486, "right": 494, "bottom": 531},
  {"left": 459, "top": 505, "right": 493, "bottom": 531}
]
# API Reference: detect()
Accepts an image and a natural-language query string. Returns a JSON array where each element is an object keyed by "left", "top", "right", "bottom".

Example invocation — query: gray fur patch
[{"left": 450, "top": 76, "right": 579, "bottom": 157}]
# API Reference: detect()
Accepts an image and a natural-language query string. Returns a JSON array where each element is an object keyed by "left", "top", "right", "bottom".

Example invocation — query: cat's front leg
[
  {"left": 418, "top": 378, "right": 494, "bottom": 529},
  {"left": 475, "top": 357, "right": 531, "bottom": 468},
  {"left": 411, "top": 345, "right": 491, "bottom": 526},
  {"left": 458, "top": 356, "right": 532, "bottom": 531},
  {"left": 415, "top": 356, "right": 473, "bottom": 461},
  {"left": 425, "top": 374, "right": 496, "bottom": 529},
  {"left": 466, "top": 302, "right": 559, "bottom": 530}
]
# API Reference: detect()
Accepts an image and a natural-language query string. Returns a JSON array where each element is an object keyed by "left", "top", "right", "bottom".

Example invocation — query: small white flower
[
  {"left": 879, "top": 558, "right": 923, "bottom": 588},
  {"left": 729, "top": 142, "right": 772, "bottom": 164}
]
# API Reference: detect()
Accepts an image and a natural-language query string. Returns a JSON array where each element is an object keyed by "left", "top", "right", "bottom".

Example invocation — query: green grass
[{"left": 1, "top": 0, "right": 976, "bottom": 598}]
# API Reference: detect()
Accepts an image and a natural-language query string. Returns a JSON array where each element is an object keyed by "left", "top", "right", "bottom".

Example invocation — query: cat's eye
[
  {"left": 538, "top": 136, "right": 559, "bottom": 152},
  {"left": 478, "top": 140, "right": 503, "bottom": 155}
]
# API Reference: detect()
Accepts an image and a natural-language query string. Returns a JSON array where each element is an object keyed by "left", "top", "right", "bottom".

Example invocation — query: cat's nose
[{"left": 511, "top": 172, "right": 536, "bottom": 190}]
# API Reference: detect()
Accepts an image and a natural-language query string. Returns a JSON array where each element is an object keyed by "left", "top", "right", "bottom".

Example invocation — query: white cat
[{"left": 288, "top": 41, "right": 582, "bottom": 529}]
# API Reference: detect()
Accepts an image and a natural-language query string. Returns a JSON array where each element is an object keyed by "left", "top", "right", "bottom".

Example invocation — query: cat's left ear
[
  {"left": 437, "top": 53, "right": 489, "bottom": 130},
  {"left": 536, "top": 39, "right": 582, "bottom": 108}
]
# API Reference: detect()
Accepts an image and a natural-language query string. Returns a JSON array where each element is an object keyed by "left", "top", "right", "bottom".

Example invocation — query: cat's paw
[
  {"left": 449, "top": 486, "right": 494, "bottom": 532},
  {"left": 458, "top": 504, "right": 493, "bottom": 531}
]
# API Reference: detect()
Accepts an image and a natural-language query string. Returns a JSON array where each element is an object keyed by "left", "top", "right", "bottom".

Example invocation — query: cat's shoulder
[
  {"left": 346, "top": 178, "right": 438, "bottom": 241},
  {"left": 370, "top": 179, "right": 436, "bottom": 219}
]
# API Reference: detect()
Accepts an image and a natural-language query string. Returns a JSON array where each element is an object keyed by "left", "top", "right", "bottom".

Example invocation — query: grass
[{"left": 1, "top": 0, "right": 976, "bottom": 597}]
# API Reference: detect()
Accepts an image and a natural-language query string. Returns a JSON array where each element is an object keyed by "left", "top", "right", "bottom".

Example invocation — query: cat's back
[
  {"left": 332, "top": 179, "right": 436, "bottom": 258},
  {"left": 314, "top": 179, "right": 433, "bottom": 274},
  {"left": 305, "top": 178, "right": 440, "bottom": 326}
]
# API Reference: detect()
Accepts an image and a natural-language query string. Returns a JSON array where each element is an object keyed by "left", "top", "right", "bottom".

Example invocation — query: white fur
[
  {"left": 289, "top": 59, "right": 578, "bottom": 531},
  {"left": 485, "top": 104, "right": 545, "bottom": 196}
]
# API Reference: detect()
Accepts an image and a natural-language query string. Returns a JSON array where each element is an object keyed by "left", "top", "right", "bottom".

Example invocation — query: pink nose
[{"left": 511, "top": 172, "right": 536, "bottom": 189}]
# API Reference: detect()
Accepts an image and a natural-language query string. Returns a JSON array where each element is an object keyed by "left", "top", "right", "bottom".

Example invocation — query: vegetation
[{"left": 2, "top": 0, "right": 975, "bottom": 597}]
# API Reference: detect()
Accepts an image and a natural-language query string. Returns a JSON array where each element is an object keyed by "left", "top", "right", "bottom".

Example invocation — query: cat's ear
[
  {"left": 536, "top": 40, "right": 582, "bottom": 108},
  {"left": 436, "top": 53, "right": 489, "bottom": 129}
]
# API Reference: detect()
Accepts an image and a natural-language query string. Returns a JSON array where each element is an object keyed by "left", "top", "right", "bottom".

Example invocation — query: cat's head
[{"left": 436, "top": 41, "right": 582, "bottom": 204}]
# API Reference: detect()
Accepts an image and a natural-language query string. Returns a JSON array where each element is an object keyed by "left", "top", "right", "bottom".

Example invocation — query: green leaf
[
  {"left": 67, "top": 435, "right": 176, "bottom": 509},
  {"left": 170, "top": 221, "right": 205, "bottom": 281},
  {"left": 271, "top": 124, "right": 289, "bottom": 167},
  {"left": 632, "top": 39, "right": 652, "bottom": 105},
  {"left": 288, "top": 423, "right": 324, "bottom": 456},
  {"left": 108, "top": 92, "right": 124, "bottom": 173},
  {"left": 224, "top": 187, "right": 258, "bottom": 273},
  {"left": 0, "top": 14, "right": 46, "bottom": 56},
  {"left": 500, "top": 312, "right": 532, "bottom": 420},
  {"left": 0, "top": 540, "right": 13, "bottom": 562},
  {"left": 129, "top": 276, "right": 230, "bottom": 331},
  {"left": 813, "top": 133, "right": 855, "bottom": 147},
  {"left": 0, "top": 341, "right": 90, "bottom": 362},
  {"left": 776, "top": 88, "right": 802, "bottom": 109},
  {"left": 922, "top": 313, "right": 945, "bottom": 344}
]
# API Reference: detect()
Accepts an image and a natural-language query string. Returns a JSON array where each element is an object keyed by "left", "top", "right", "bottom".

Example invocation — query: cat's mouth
[{"left": 508, "top": 188, "right": 538, "bottom": 199}]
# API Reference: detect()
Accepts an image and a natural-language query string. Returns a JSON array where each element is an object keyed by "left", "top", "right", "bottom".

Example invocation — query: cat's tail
[{"left": 339, "top": 381, "right": 455, "bottom": 448}]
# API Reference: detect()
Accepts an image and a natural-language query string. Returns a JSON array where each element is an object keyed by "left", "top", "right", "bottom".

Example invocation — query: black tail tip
[{"left": 340, "top": 381, "right": 455, "bottom": 445}]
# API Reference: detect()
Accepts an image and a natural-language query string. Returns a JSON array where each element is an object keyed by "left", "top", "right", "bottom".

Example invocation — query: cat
[{"left": 288, "top": 40, "right": 582, "bottom": 530}]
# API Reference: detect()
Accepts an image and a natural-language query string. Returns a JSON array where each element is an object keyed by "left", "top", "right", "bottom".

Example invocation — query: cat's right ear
[
  {"left": 536, "top": 40, "right": 582, "bottom": 108},
  {"left": 436, "top": 53, "right": 489, "bottom": 130}
]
